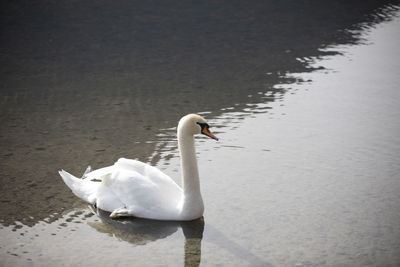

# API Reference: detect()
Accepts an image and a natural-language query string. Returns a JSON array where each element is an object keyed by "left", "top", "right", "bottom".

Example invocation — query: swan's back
[
  {"left": 112, "top": 158, "right": 183, "bottom": 206},
  {"left": 61, "top": 158, "right": 184, "bottom": 219}
]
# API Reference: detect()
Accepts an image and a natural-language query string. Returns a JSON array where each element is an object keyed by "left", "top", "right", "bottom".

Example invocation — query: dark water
[{"left": 1, "top": 1, "right": 400, "bottom": 266}]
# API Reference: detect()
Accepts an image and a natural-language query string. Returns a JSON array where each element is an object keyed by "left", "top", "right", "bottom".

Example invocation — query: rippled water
[{"left": 1, "top": 1, "right": 400, "bottom": 266}]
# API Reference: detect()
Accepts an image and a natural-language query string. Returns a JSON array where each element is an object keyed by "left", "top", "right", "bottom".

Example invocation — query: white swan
[{"left": 59, "top": 114, "right": 218, "bottom": 221}]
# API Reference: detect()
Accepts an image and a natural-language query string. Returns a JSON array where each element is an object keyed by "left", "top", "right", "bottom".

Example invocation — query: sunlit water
[{"left": 1, "top": 2, "right": 400, "bottom": 266}]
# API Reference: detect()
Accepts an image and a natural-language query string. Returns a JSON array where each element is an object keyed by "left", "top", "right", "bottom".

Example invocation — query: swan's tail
[{"left": 59, "top": 169, "right": 97, "bottom": 204}]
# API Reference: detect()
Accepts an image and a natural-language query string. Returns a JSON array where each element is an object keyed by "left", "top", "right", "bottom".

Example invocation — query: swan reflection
[{"left": 88, "top": 208, "right": 204, "bottom": 266}]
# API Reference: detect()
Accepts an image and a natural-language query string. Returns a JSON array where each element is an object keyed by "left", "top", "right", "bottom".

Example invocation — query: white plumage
[{"left": 59, "top": 114, "right": 218, "bottom": 221}]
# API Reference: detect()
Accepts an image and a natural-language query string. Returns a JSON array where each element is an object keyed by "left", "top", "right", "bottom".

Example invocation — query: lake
[{"left": 1, "top": 1, "right": 400, "bottom": 266}]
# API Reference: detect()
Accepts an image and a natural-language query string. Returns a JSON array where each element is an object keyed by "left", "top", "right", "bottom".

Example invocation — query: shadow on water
[
  {"left": 89, "top": 208, "right": 271, "bottom": 266},
  {"left": 0, "top": 0, "right": 399, "bottom": 228},
  {"left": 89, "top": 208, "right": 204, "bottom": 266}
]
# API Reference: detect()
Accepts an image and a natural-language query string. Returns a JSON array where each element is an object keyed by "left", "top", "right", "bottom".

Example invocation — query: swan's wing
[
  {"left": 84, "top": 166, "right": 114, "bottom": 181},
  {"left": 83, "top": 158, "right": 178, "bottom": 189},
  {"left": 90, "top": 158, "right": 183, "bottom": 218},
  {"left": 114, "top": 158, "right": 181, "bottom": 191}
]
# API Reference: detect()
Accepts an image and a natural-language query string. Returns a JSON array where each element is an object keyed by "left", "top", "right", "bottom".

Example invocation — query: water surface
[{"left": 1, "top": 1, "right": 400, "bottom": 266}]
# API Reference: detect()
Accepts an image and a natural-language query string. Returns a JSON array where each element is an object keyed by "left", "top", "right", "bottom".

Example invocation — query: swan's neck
[{"left": 178, "top": 130, "right": 204, "bottom": 218}]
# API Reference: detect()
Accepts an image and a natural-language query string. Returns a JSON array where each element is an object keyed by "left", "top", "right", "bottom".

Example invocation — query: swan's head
[{"left": 178, "top": 114, "right": 218, "bottom": 141}]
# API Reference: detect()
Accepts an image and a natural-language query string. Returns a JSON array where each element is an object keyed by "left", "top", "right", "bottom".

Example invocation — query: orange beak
[{"left": 202, "top": 127, "right": 219, "bottom": 141}]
